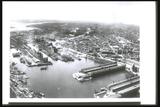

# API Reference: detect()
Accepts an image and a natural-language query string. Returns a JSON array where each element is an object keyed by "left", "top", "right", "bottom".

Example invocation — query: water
[
  {"left": 24, "top": 58, "right": 129, "bottom": 98},
  {"left": 10, "top": 21, "right": 41, "bottom": 31}
]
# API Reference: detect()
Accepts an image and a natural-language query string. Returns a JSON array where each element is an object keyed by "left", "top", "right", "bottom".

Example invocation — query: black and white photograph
[{"left": 2, "top": 1, "right": 156, "bottom": 105}]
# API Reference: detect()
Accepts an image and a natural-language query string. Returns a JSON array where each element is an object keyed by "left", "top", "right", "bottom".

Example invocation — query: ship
[
  {"left": 72, "top": 72, "right": 92, "bottom": 82},
  {"left": 40, "top": 67, "right": 48, "bottom": 70}
]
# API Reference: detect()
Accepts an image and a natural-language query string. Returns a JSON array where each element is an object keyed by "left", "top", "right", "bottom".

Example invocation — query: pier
[
  {"left": 80, "top": 62, "right": 117, "bottom": 73},
  {"left": 94, "top": 75, "right": 140, "bottom": 98},
  {"left": 73, "top": 62, "right": 126, "bottom": 82},
  {"left": 109, "top": 77, "right": 139, "bottom": 92},
  {"left": 86, "top": 64, "right": 126, "bottom": 77}
]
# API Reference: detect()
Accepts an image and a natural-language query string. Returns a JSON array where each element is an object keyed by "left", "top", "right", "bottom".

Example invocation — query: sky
[{"left": 3, "top": 2, "right": 155, "bottom": 26}]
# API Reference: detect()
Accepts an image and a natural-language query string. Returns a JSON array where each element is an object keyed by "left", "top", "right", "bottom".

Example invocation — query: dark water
[{"left": 24, "top": 58, "right": 129, "bottom": 98}]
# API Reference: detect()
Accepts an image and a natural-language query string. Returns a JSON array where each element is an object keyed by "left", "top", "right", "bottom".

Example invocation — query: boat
[
  {"left": 40, "top": 67, "right": 47, "bottom": 70},
  {"left": 11, "top": 70, "right": 26, "bottom": 75},
  {"left": 72, "top": 72, "right": 92, "bottom": 82}
]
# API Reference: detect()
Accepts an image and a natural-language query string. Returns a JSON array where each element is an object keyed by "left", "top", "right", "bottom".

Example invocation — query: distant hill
[
  {"left": 99, "top": 23, "right": 139, "bottom": 42},
  {"left": 29, "top": 21, "right": 139, "bottom": 41}
]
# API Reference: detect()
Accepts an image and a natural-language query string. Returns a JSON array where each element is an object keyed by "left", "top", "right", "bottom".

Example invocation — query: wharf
[
  {"left": 118, "top": 84, "right": 140, "bottom": 95},
  {"left": 94, "top": 75, "right": 140, "bottom": 98},
  {"left": 109, "top": 78, "right": 139, "bottom": 91},
  {"left": 80, "top": 62, "right": 117, "bottom": 73},
  {"left": 28, "top": 62, "right": 52, "bottom": 67},
  {"left": 107, "top": 75, "right": 139, "bottom": 88}
]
